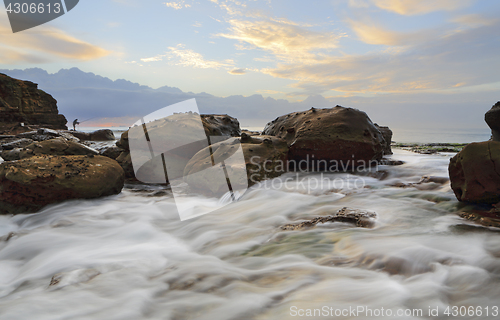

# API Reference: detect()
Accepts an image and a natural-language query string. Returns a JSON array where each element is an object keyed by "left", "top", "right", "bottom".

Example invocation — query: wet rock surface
[
  {"left": 16, "top": 137, "right": 99, "bottom": 159},
  {"left": 449, "top": 141, "right": 500, "bottom": 204},
  {"left": 263, "top": 106, "right": 386, "bottom": 168},
  {"left": 0, "top": 155, "right": 124, "bottom": 214},
  {"left": 375, "top": 124, "right": 393, "bottom": 155},
  {"left": 281, "top": 207, "right": 377, "bottom": 230},
  {"left": 485, "top": 101, "right": 500, "bottom": 141},
  {"left": 183, "top": 134, "right": 289, "bottom": 195}
]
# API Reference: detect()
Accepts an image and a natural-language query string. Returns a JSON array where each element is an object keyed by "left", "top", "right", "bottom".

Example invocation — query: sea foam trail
[{"left": 0, "top": 150, "right": 499, "bottom": 320}]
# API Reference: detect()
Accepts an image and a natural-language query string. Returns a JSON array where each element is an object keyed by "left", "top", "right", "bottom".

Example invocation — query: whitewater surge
[{"left": 0, "top": 150, "right": 499, "bottom": 320}]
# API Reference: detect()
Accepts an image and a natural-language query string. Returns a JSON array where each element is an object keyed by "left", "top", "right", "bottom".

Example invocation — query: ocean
[{"left": 0, "top": 149, "right": 499, "bottom": 319}]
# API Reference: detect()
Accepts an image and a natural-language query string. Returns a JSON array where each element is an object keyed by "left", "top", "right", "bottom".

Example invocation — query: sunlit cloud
[
  {"left": 168, "top": 44, "right": 235, "bottom": 69},
  {"left": 217, "top": 19, "right": 342, "bottom": 63},
  {"left": 349, "top": 19, "right": 432, "bottom": 45},
  {"left": 451, "top": 14, "right": 497, "bottom": 28},
  {"left": 351, "top": 0, "right": 475, "bottom": 15},
  {"left": 164, "top": 1, "right": 191, "bottom": 10},
  {"left": 140, "top": 54, "right": 167, "bottom": 62},
  {"left": 0, "top": 22, "right": 109, "bottom": 63},
  {"left": 263, "top": 19, "right": 500, "bottom": 94}
]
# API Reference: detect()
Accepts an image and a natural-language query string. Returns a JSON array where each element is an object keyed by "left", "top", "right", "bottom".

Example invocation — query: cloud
[
  {"left": 262, "top": 20, "right": 500, "bottom": 94},
  {"left": 353, "top": 0, "right": 474, "bottom": 15},
  {"left": 228, "top": 68, "right": 246, "bottom": 75},
  {"left": 217, "top": 19, "right": 342, "bottom": 63},
  {"left": 140, "top": 54, "right": 167, "bottom": 62},
  {"left": 349, "top": 19, "right": 433, "bottom": 45},
  {"left": 451, "top": 14, "right": 497, "bottom": 28},
  {"left": 0, "top": 22, "right": 109, "bottom": 63},
  {"left": 164, "top": 1, "right": 191, "bottom": 10},
  {"left": 168, "top": 44, "right": 235, "bottom": 69}
]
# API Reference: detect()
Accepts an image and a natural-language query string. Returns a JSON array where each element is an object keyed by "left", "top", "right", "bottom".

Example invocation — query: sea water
[{"left": 0, "top": 149, "right": 499, "bottom": 319}]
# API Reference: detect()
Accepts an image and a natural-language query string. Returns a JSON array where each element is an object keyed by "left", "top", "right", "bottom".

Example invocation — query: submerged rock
[
  {"left": 458, "top": 210, "right": 500, "bottom": 229},
  {"left": 0, "top": 155, "right": 124, "bottom": 214},
  {"left": 263, "top": 106, "right": 386, "bottom": 169},
  {"left": 449, "top": 141, "right": 500, "bottom": 204},
  {"left": 281, "top": 207, "right": 377, "bottom": 230}
]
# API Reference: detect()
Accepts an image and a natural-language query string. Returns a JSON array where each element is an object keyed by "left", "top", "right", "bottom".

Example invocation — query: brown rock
[
  {"left": 17, "top": 137, "right": 98, "bottom": 159},
  {"left": 263, "top": 106, "right": 385, "bottom": 170},
  {"left": 375, "top": 124, "right": 393, "bottom": 155},
  {"left": 116, "top": 151, "right": 135, "bottom": 180},
  {"left": 101, "top": 146, "right": 125, "bottom": 160},
  {"left": 449, "top": 141, "right": 500, "bottom": 204},
  {"left": 116, "top": 131, "right": 129, "bottom": 150},
  {"left": 0, "top": 73, "right": 67, "bottom": 132},
  {"left": 201, "top": 114, "right": 241, "bottom": 137},
  {"left": 0, "top": 155, "right": 124, "bottom": 214},
  {"left": 281, "top": 207, "right": 377, "bottom": 230},
  {"left": 485, "top": 101, "right": 500, "bottom": 141},
  {"left": 183, "top": 134, "right": 289, "bottom": 195}
]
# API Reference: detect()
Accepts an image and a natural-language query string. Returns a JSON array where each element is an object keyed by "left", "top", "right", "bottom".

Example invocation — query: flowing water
[{"left": 0, "top": 150, "right": 499, "bottom": 320}]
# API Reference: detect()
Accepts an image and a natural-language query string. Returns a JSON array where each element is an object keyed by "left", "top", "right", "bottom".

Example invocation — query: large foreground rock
[
  {"left": 0, "top": 73, "right": 67, "bottom": 133},
  {"left": 263, "top": 106, "right": 386, "bottom": 169},
  {"left": 449, "top": 141, "right": 500, "bottom": 204},
  {"left": 485, "top": 101, "right": 500, "bottom": 141},
  {"left": 0, "top": 155, "right": 124, "bottom": 214},
  {"left": 113, "top": 114, "right": 241, "bottom": 180},
  {"left": 183, "top": 134, "right": 289, "bottom": 195}
]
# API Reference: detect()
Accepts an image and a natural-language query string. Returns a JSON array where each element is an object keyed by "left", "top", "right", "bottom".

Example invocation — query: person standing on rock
[{"left": 73, "top": 119, "right": 80, "bottom": 131}]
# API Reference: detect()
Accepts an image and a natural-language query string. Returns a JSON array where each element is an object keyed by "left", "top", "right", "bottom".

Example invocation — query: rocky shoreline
[{"left": 2, "top": 72, "right": 500, "bottom": 229}]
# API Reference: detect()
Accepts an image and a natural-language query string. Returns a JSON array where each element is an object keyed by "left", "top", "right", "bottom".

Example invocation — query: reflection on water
[{"left": 0, "top": 150, "right": 499, "bottom": 320}]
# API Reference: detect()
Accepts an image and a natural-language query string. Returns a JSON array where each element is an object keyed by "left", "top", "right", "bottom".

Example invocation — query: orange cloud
[
  {"left": 356, "top": 0, "right": 474, "bottom": 16},
  {"left": 0, "top": 22, "right": 109, "bottom": 63},
  {"left": 217, "top": 19, "right": 342, "bottom": 64}
]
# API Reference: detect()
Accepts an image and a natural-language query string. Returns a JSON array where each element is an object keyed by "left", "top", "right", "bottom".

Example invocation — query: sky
[{"left": 1, "top": 0, "right": 500, "bottom": 132}]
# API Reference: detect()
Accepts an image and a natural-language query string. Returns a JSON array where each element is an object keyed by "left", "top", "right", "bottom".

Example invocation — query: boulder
[
  {"left": 375, "top": 124, "right": 393, "bottom": 155},
  {"left": 201, "top": 114, "right": 241, "bottom": 137},
  {"left": 183, "top": 134, "right": 289, "bottom": 195},
  {"left": 101, "top": 146, "right": 125, "bottom": 160},
  {"left": 263, "top": 106, "right": 386, "bottom": 169},
  {"left": 118, "top": 114, "right": 241, "bottom": 182},
  {"left": 115, "top": 151, "right": 135, "bottom": 180},
  {"left": 90, "top": 129, "right": 115, "bottom": 141},
  {"left": 17, "top": 137, "right": 98, "bottom": 159},
  {"left": 0, "top": 73, "right": 67, "bottom": 132},
  {"left": 485, "top": 101, "right": 500, "bottom": 141},
  {"left": 449, "top": 141, "right": 500, "bottom": 204},
  {"left": 116, "top": 130, "right": 129, "bottom": 150},
  {"left": 0, "top": 155, "right": 124, "bottom": 214},
  {"left": 62, "top": 129, "right": 115, "bottom": 141}
]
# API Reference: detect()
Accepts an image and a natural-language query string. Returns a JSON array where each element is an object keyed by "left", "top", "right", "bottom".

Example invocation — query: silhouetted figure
[{"left": 73, "top": 119, "right": 80, "bottom": 131}]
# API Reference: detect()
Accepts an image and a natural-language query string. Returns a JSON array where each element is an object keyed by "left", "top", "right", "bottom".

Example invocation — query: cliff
[{"left": 0, "top": 73, "right": 67, "bottom": 133}]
